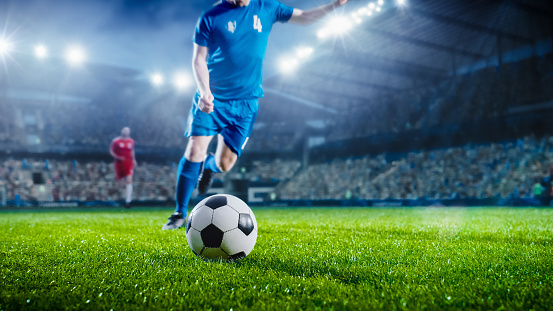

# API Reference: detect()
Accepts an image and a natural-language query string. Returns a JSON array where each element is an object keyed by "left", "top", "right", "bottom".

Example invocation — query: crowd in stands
[
  {"left": 0, "top": 158, "right": 177, "bottom": 202},
  {"left": 277, "top": 136, "right": 553, "bottom": 201},
  {"left": 3, "top": 135, "right": 552, "bottom": 203},
  {"left": 0, "top": 157, "right": 301, "bottom": 202}
]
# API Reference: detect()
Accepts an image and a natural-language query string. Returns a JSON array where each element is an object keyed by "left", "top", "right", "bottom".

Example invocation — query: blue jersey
[{"left": 194, "top": 0, "right": 294, "bottom": 101}]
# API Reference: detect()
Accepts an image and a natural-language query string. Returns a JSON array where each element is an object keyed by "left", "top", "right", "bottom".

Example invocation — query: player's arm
[
  {"left": 132, "top": 148, "right": 137, "bottom": 166},
  {"left": 109, "top": 140, "right": 124, "bottom": 161},
  {"left": 289, "top": 0, "right": 349, "bottom": 25},
  {"left": 192, "top": 43, "right": 214, "bottom": 114}
]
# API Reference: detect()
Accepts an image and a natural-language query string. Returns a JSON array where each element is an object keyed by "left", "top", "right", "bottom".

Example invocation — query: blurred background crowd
[{"left": 2, "top": 135, "right": 552, "bottom": 203}]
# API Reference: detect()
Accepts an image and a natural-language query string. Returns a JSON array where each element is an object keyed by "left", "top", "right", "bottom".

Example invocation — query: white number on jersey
[{"left": 253, "top": 15, "right": 262, "bottom": 33}]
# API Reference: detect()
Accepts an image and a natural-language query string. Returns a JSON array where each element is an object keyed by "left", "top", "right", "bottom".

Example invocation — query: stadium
[{"left": 1, "top": 0, "right": 552, "bottom": 309}]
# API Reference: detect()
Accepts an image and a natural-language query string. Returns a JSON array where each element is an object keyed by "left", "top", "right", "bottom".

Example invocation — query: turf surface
[{"left": 1, "top": 207, "right": 552, "bottom": 310}]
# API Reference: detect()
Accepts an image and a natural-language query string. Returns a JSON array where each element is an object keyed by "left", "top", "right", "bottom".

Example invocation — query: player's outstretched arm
[
  {"left": 192, "top": 43, "right": 214, "bottom": 114},
  {"left": 289, "top": 0, "right": 349, "bottom": 25}
]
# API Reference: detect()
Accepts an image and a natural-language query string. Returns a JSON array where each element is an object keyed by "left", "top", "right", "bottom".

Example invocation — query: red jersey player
[{"left": 110, "top": 127, "right": 137, "bottom": 208}]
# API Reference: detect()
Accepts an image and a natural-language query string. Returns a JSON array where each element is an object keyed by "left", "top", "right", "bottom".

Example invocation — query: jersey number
[{"left": 253, "top": 15, "right": 263, "bottom": 32}]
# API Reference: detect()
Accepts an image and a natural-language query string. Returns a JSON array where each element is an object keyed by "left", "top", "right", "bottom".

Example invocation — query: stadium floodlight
[
  {"left": 317, "top": 29, "right": 329, "bottom": 39},
  {"left": 150, "top": 73, "right": 164, "bottom": 86},
  {"left": 378, "top": 0, "right": 384, "bottom": 5},
  {"left": 396, "top": 0, "right": 407, "bottom": 7},
  {"left": 318, "top": 16, "right": 353, "bottom": 39},
  {"left": 65, "top": 46, "right": 86, "bottom": 65},
  {"left": 34, "top": 45, "right": 48, "bottom": 59},
  {"left": 173, "top": 73, "right": 191, "bottom": 90},
  {"left": 279, "top": 57, "right": 299, "bottom": 74},
  {"left": 369, "top": 2, "right": 375, "bottom": 9},
  {"left": 376, "top": 7, "right": 381, "bottom": 11},
  {"left": 0, "top": 38, "right": 13, "bottom": 56},
  {"left": 356, "top": 18, "right": 363, "bottom": 24},
  {"left": 296, "top": 46, "right": 314, "bottom": 59},
  {"left": 329, "top": 17, "right": 353, "bottom": 35}
]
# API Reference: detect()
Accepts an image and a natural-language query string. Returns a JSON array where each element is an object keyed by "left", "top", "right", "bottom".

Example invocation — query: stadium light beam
[
  {"left": 34, "top": 45, "right": 48, "bottom": 59},
  {"left": 329, "top": 17, "right": 353, "bottom": 35},
  {"left": 65, "top": 46, "right": 86, "bottom": 66},
  {"left": 0, "top": 39, "right": 13, "bottom": 56},
  {"left": 396, "top": 0, "right": 407, "bottom": 7},
  {"left": 279, "top": 58, "right": 299, "bottom": 74},
  {"left": 173, "top": 73, "right": 191, "bottom": 90},
  {"left": 318, "top": 16, "right": 353, "bottom": 40},
  {"left": 318, "top": 29, "right": 327, "bottom": 39},
  {"left": 296, "top": 46, "right": 314, "bottom": 59},
  {"left": 151, "top": 73, "right": 164, "bottom": 86}
]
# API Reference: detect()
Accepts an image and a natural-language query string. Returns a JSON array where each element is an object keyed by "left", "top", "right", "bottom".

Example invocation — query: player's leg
[
  {"left": 124, "top": 174, "right": 133, "bottom": 208},
  {"left": 198, "top": 135, "right": 237, "bottom": 194},
  {"left": 114, "top": 162, "right": 127, "bottom": 206},
  {"left": 198, "top": 98, "right": 258, "bottom": 194},
  {"left": 163, "top": 135, "right": 213, "bottom": 230},
  {"left": 215, "top": 134, "right": 238, "bottom": 172}
]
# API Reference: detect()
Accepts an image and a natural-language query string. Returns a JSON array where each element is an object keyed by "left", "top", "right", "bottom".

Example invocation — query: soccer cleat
[
  {"left": 198, "top": 154, "right": 216, "bottom": 195},
  {"left": 162, "top": 212, "right": 186, "bottom": 230}
]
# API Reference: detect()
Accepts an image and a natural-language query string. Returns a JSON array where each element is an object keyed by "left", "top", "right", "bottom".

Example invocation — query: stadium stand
[
  {"left": 2, "top": 136, "right": 553, "bottom": 204},
  {"left": 0, "top": 157, "right": 301, "bottom": 203},
  {"left": 278, "top": 136, "right": 553, "bottom": 201}
]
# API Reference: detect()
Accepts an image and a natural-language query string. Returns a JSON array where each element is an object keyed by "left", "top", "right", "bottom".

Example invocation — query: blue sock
[
  {"left": 175, "top": 157, "right": 202, "bottom": 216},
  {"left": 204, "top": 153, "right": 222, "bottom": 173}
]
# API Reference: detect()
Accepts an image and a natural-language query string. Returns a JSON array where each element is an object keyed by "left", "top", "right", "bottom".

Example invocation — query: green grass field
[{"left": 1, "top": 207, "right": 552, "bottom": 310}]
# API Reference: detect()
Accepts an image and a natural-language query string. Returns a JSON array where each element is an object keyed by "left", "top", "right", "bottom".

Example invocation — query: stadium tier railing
[
  {"left": 1, "top": 197, "right": 551, "bottom": 209},
  {"left": 0, "top": 181, "right": 6, "bottom": 207}
]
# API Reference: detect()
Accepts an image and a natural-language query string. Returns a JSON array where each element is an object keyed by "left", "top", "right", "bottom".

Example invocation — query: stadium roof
[
  {"left": 263, "top": 0, "right": 553, "bottom": 113},
  {"left": 1, "top": 0, "right": 552, "bottom": 117}
]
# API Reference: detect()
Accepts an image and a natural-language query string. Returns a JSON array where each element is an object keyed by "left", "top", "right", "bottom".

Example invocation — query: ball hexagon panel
[
  {"left": 238, "top": 213, "right": 255, "bottom": 236},
  {"left": 249, "top": 209, "right": 257, "bottom": 227},
  {"left": 186, "top": 228, "right": 204, "bottom": 254},
  {"left": 190, "top": 205, "right": 213, "bottom": 231},
  {"left": 221, "top": 228, "right": 257, "bottom": 257},
  {"left": 201, "top": 247, "right": 229, "bottom": 261},
  {"left": 186, "top": 213, "right": 193, "bottom": 233},
  {"left": 190, "top": 197, "right": 209, "bottom": 214},
  {"left": 205, "top": 195, "right": 227, "bottom": 209},
  {"left": 226, "top": 195, "right": 251, "bottom": 214},
  {"left": 200, "top": 224, "right": 224, "bottom": 248},
  {"left": 212, "top": 206, "right": 239, "bottom": 232}
]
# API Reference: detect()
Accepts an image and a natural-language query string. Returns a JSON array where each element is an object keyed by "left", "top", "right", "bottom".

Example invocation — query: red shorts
[{"left": 114, "top": 160, "right": 134, "bottom": 180}]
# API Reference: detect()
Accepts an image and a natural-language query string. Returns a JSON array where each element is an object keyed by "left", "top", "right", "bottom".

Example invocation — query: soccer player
[
  {"left": 162, "top": 0, "right": 350, "bottom": 229},
  {"left": 110, "top": 127, "right": 137, "bottom": 209}
]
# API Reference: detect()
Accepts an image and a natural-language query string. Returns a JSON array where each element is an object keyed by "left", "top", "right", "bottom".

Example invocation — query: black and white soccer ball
[{"left": 186, "top": 194, "right": 257, "bottom": 261}]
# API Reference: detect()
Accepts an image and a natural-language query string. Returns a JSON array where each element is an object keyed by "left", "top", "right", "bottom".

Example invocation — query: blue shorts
[{"left": 185, "top": 93, "right": 258, "bottom": 157}]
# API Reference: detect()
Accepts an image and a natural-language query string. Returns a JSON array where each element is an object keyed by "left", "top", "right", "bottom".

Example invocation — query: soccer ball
[{"left": 186, "top": 194, "right": 257, "bottom": 261}]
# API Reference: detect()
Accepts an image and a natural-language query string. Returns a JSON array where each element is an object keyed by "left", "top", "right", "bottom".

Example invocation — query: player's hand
[
  {"left": 199, "top": 93, "right": 215, "bottom": 114},
  {"left": 335, "top": 0, "right": 349, "bottom": 6}
]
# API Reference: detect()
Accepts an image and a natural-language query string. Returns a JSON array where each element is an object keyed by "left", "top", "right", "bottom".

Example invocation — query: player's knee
[
  {"left": 186, "top": 143, "right": 208, "bottom": 162},
  {"left": 217, "top": 157, "right": 235, "bottom": 172}
]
